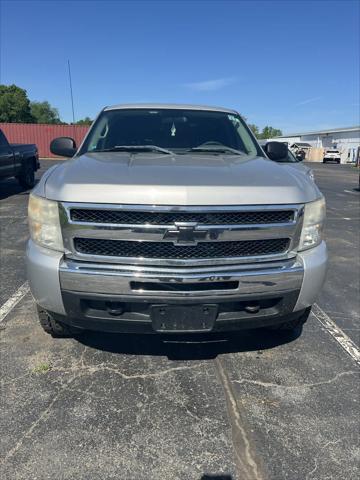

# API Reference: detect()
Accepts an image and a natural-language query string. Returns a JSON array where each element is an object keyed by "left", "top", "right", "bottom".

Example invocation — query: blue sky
[{"left": 1, "top": 0, "right": 359, "bottom": 133}]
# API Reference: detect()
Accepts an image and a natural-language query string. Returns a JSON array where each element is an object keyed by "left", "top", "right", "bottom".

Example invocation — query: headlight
[
  {"left": 299, "top": 197, "right": 326, "bottom": 251},
  {"left": 28, "top": 194, "right": 64, "bottom": 251}
]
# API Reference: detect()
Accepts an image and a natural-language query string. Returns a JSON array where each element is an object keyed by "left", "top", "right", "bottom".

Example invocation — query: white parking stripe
[
  {"left": 0, "top": 282, "right": 30, "bottom": 323},
  {"left": 312, "top": 303, "right": 360, "bottom": 366}
]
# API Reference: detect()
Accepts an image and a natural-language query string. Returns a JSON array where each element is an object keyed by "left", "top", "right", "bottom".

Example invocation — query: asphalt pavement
[{"left": 0, "top": 161, "right": 359, "bottom": 480}]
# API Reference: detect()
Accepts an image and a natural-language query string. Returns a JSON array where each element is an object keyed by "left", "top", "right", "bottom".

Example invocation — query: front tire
[
  {"left": 36, "top": 306, "right": 82, "bottom": 337},
  {"left": 269, "top": 307, "right": 311, "bottom": 332},
  {"left": 17, "top": 161, "right": 35, "bottom": 188}
]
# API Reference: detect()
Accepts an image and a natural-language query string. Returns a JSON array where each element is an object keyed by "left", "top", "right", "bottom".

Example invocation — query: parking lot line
[
  {"left": 0, "top": 282, "right": 30, "bottom": 323},
  {"left": 312, "top": 303, "right": 360, "bottom": 366}
]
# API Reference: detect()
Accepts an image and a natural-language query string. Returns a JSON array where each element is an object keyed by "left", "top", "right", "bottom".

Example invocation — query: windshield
[{"left": 80, "top": 109, "right": 260, "bottom": 156}]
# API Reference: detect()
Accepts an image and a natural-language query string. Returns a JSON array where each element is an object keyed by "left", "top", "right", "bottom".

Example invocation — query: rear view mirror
[
  {"left": 50, "top": 137, "right": 77, "bottom": 157},
  {"left": 264, "top": 141, "right": 288, "bottom": 161}
]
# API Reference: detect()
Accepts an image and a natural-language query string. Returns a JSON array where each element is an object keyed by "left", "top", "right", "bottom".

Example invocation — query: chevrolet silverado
[{"left": 27, "top": 104, "right": 328, "bottom": 336}]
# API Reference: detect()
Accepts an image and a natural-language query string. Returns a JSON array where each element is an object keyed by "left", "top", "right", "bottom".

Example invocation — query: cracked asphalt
[{"left": 0, "top": 161, "right": 359, "bottom": 479}]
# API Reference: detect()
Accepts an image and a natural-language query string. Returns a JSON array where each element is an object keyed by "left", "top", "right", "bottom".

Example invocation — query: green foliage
[
  {"left": 258, "top": 126, "right": 283, "bottom": 139},
  {"left": 243, "top": 117, "right": 282, "bottom": 139},
  {"left": 75, "top": 117, "right": 93, "bottom": 126},
  {"left": 0, "top": 84, "right": 35, "bottom": 123},
  {"left": 30, "top": 101, "right": 61, "bottom": 124},
  {"left": 248, "top": 123, "right": 260, "bottom": 137}
]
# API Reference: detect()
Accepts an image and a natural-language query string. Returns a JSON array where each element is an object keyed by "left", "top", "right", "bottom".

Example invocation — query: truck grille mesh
[
  {"left": 74, "top": 238, "right": 290, "bottom": 260},
  {"left": 70, "top": 209, "right": 294, "bottom": 225}
]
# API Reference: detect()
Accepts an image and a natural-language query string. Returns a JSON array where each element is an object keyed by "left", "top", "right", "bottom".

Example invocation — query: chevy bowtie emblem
[{"left": 163, "top": 224, "right": 208, "bottom": 245}]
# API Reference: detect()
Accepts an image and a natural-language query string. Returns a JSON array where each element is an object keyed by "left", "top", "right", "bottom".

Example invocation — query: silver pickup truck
[{"left": 27, "top": 104, "right": 327, "bottom": 337}]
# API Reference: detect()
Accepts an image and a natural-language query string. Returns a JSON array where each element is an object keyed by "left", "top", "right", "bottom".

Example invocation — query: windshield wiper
[
  {"left": 190, "top": 146, "right": 245, "bottom": 155},
  {"left": 92, "top": 145, "right": 173, "bottom": 154}
]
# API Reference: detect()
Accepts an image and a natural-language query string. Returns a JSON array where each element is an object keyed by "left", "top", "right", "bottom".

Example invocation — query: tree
[
  {"left": 75, "top": 117, "right": 93, "bottom": 126},
  {"left": 248, "top": 123, "right": 260, "bottom": 137},
  {"left": 30, "top": 101, "right": 61, "bottom": 124},
  {"left": 258, "top": 126, "right": 283, "bottom": 139},
  {"left": 0, "top": 84, "right": 35, "bottom": 123}
]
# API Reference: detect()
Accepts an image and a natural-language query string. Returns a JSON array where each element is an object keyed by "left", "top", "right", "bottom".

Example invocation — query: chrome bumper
[
  {"left": 59, "top": 258, "right": 304, "bottom": 299},
  {"left": 27, "top": 240, "right": 327, "bottom": 318}
]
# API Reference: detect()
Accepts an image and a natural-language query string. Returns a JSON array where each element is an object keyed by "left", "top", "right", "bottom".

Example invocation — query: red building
[{"left": 0, "top": 123, "right": 89, "bottom": 158}]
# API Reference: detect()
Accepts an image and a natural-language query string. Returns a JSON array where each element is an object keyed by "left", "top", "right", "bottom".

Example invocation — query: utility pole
[{"left": 68, "top": 60, "right": 76, "bottom": 125}]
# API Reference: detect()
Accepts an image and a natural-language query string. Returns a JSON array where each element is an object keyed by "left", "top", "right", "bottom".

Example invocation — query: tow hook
[
  {"left": 106, "top": 302, "right": 124, "bottom": 316},
  {"left": 245, "top": 303, "right": 260, "bottom": 314}
]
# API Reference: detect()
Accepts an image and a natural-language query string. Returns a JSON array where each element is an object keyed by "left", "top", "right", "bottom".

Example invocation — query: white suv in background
[{"left": 323, "top": 149, "right": 341, "bottom": 164}]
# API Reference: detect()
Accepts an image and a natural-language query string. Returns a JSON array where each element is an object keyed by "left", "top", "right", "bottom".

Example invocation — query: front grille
[
  {"left": 70, "top": 209, "right": 294, "bottom": 225},
  {"left": 74, "top": 238, "right": 290, "bottom": 259}
]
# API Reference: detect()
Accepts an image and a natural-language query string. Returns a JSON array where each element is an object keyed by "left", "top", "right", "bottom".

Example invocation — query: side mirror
[
  {"left": 264, "top": 141, "right": 288, "bottom": 161},
  {"left": 50, "top": 137, "right": 77, "bottom": 157}
]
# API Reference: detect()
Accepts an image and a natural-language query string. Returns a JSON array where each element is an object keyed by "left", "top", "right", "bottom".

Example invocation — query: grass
[{"left": 32, "top": 362, "right": 51, "bottom": 374}]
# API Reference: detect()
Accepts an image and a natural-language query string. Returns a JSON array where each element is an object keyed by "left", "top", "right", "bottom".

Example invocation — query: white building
[{"left": 273, "top": 126, "right": 360, "bottom": 163}]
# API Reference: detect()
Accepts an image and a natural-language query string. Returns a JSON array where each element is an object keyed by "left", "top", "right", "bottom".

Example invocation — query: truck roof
[{"left": 104, "top": 103, "right": 238, "bottom": 114}]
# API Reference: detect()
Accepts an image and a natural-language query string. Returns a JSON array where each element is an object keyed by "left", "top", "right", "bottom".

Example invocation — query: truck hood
[
  {"left": 42, "top": 152, "right": 321, "bottom": 205},
  {"left": 280, "top": 162, "right": 313, "bottom": 176}
]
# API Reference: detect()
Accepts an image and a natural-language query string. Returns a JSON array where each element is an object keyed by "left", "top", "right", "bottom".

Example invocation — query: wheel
[
  {"left": 269, "top": 306, "right": 311, "bottom": 332},
  {"left": 36, "top": 305, "right": 82, "bottom": 337},
  {"left": 323, "top": 159, "right": 327, "bottom": 164},
  {"left": 17, "top": 161, "right": 35, "bottom": 188}
]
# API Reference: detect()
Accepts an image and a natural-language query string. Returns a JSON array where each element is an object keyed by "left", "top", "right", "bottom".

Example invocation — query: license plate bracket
[{"left": 151, "top": 304, "right": 218, "bottom": 333}]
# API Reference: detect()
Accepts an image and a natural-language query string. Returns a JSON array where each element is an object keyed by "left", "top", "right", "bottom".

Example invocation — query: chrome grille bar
[{"left": 70, "top": 208, "right": 295, "bottom": 225}]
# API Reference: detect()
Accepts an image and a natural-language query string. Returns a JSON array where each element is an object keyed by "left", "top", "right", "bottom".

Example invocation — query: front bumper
[{"left": 26, "top": 240, "right": 328, "bottom": 333}]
